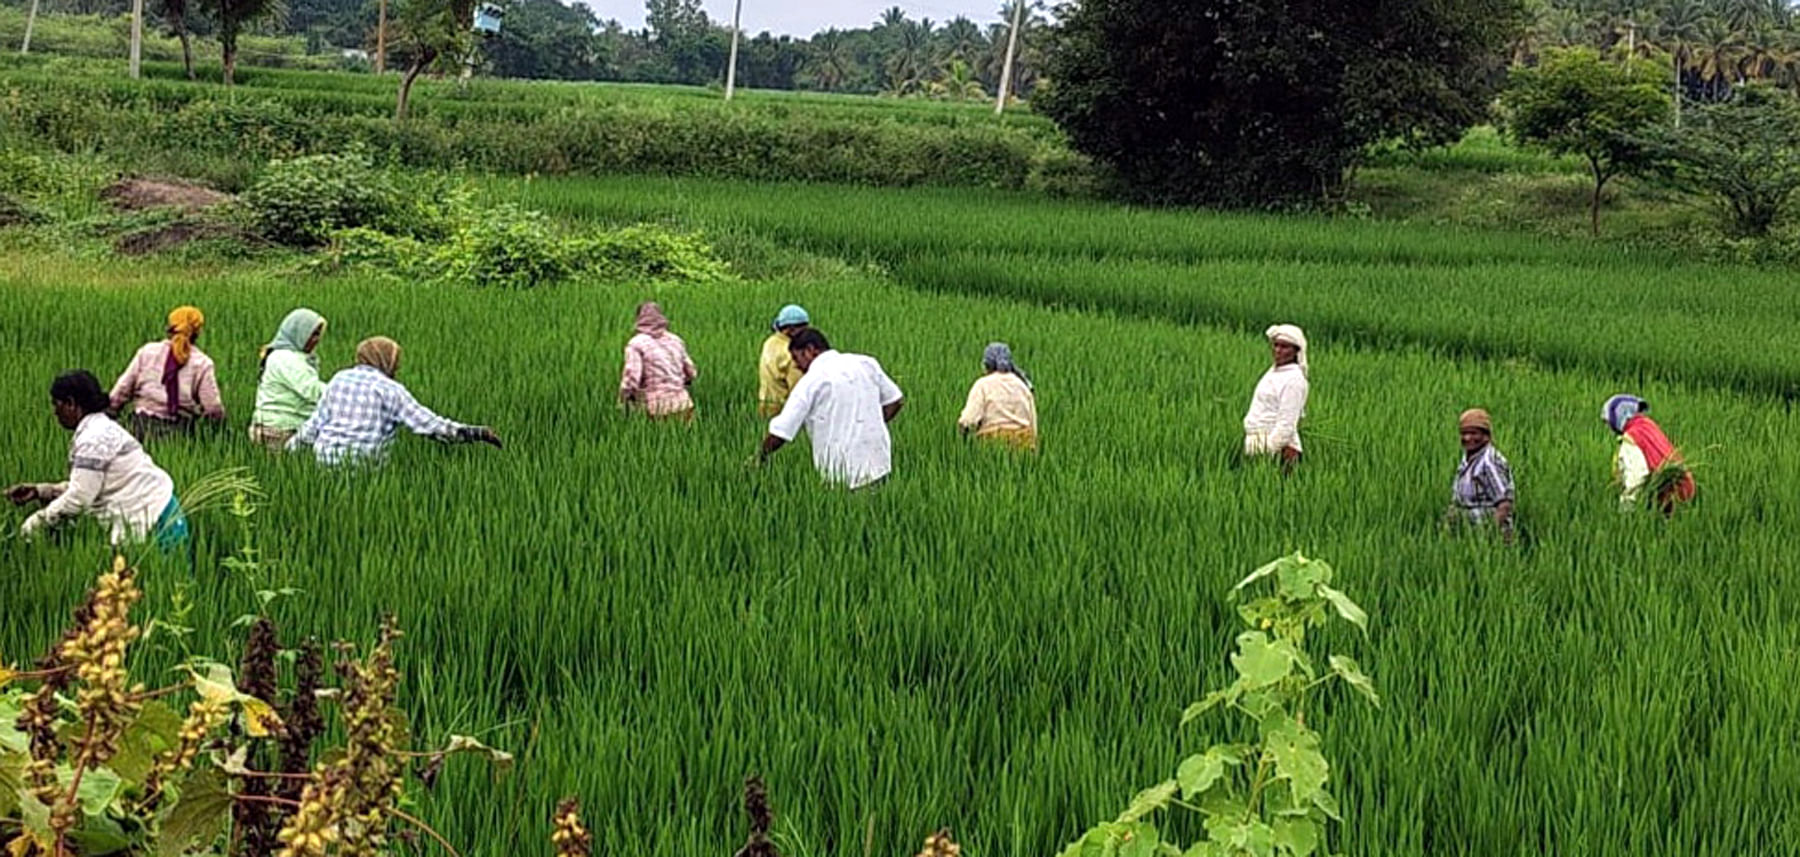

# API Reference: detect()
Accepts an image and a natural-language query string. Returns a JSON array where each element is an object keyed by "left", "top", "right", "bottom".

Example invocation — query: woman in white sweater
[{"left": 7, "top": 370, "right": 186, "bottom": 548}]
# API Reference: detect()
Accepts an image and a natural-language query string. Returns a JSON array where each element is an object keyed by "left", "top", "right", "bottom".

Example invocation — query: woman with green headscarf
[{"left": 249, "top": 308, "right": 327, "bottom": 451}]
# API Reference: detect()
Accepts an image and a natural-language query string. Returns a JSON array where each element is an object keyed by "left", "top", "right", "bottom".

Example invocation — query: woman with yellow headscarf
[{"left": 110, "top": 306, "right": 226, "bottom": 439}]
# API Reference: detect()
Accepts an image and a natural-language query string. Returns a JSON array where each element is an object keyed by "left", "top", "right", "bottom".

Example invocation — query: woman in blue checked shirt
[
  {"left": 1446, "top": 408, "right": 1515, "bottom": 544},
  {"left": 287, "top": 337, "right": 501, "bottom": 465}
]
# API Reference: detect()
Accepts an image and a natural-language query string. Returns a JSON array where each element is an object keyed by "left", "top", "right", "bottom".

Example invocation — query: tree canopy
[{"left": 1036, "top": 0, "right": 1524, "bottom": 207}]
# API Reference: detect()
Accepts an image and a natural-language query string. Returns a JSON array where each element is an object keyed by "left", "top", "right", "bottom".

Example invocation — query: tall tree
[
  {"left": 1501, "top": 47, "right": 1669, "bottom": 233},
  {"left": 160, "top": 0, "right": 196, "bottom": 79},
  {"left": 392, "top": 0, "right": 473, "bottom": 118},
  {"left": 646, "top": 0, "right": 719, "bottom": 84},
  {"left": 1039, "top": 0, "right": 1524, "bottom": 206},
  {"left": 201, "top": 0, "right": 284, "bottom": 84}
]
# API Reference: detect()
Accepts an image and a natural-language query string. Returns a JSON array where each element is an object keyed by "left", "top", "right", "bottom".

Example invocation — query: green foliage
[
  {"left": 239, "top": 151, "right": 435, "bottom": 246},
  {"left": 1644, "top": 84, "right": 1800, "bottom": 237},
  {"left": 321, "top": 206, "right": 730, "bottom": 288},
  {"left": 1059, "top": 554, "right": 1374, "bottom": 857},
  {"left": 1037, "top": 0, "right": 1524, "bottom": 206},
  {"left": 1500, "top": 48, "right": 1670, "bottom": 233}
]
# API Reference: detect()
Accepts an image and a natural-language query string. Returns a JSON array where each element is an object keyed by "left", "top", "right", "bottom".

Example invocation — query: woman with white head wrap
[
  {"left": 1242, "top": 324, "right": 1310, "bottom": 468},
  {"left": 957, "top": 341, "right": 1039, "bottom": 451}
]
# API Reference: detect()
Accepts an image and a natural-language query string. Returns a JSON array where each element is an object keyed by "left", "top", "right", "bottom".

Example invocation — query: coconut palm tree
[
  {"left": 1655, "top": 0, "right": 1709, "bottom": 123},
  {"left": 938, "top": 16, "right": 985, "bottom": 67},
  {"left": 929, "top": 58, "right": 987, "bottom": 100},
  {"left": 807, "top": 28, "right": 854, "bottom": 91},
  {"left": 1693, "top": 15, "right": 1745, "bottom": 84}
]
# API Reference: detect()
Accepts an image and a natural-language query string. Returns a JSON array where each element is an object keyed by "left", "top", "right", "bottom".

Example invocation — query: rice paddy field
[{"left": 3, "top": 176, "right": 1800, "bottom": 856}]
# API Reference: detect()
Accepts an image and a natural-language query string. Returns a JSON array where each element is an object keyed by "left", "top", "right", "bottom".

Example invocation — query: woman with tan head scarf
[
  {"left": 110, "top": 305, "right": 226, "bottom": 439},
  {"left": 1447, "top": 408, "right": 1515, "bottom": 543},
  {"left": 287, "top": 336, "right": 501, "bottom": 465},
  {"left": 619, "top": 301, "right": 698, "bottom": 421}
]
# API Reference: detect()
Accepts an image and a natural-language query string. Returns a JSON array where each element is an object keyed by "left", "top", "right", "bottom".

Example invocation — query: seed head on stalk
[
  {"left": 550, "top": 797, "right": 593, "bottom": 857},
  {"left": 733, "top": 775, "right": 778, "bottom": 857}
]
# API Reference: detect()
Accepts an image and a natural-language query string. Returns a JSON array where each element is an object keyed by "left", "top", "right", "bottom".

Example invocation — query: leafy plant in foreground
[{"left": 1058, "top": 553, "right": 1377, "bottom": 857}]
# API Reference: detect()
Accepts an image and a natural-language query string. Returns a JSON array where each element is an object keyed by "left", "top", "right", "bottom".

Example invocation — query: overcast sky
[{"left": 583, "top": 1, "right": 1008, "bottom": 37}]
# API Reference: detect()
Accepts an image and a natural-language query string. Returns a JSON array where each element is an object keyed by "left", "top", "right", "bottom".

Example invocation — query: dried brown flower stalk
[
  {"left": 550, "top": 797, "right": 593, "bottom": 857},
  {"left": 915, "top": 828, "right": 962, "bottom": 857}
]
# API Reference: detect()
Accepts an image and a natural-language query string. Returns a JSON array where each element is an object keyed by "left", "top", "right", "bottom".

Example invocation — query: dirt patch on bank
[
  {"left": 113, "top": 220, "right": 262, "bottom": 255},
  {"left": 101, "top": 178, "right": 233, "bottom": 213}
]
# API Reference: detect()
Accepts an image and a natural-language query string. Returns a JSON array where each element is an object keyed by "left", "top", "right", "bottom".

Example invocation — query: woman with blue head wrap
[
  {"left": 958, "top": 341, "right": 1039, "bottom": 451},
  {"left": 758, "top": 304, "right": 810, "bottom": 417}
]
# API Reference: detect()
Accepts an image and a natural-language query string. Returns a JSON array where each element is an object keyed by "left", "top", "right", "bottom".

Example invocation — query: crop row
[{"left": 3, "top": 256, "right": 1796, "bottom": 855}]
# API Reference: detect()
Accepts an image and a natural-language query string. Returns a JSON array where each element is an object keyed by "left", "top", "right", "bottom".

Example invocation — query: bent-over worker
[
  {"left": 288, "top": 337, "right": 501, "bottom": 465},
  {"left": 957, "top": 342, "right": 1038, "bottom": 451},
  {"left": 619, "top": 302, "right": 698, "bottom": 420},
  {"left": 110, "top": 305, "right": 225, "bottom": 438},
  {"left": 759, "top": 329, "right": 904, "bottom": 490},
  {"left": 1603, "top": 394, "right": 1695, "bottom": 513},
  {"left": 250, "top": 307, "right": 328, "bottom": 451},
  {"left": 8, "top": 370, "right": 188, "bottom": 548},
  {"left": 758, "top": 304, "right": 809, "bottom": 417}
]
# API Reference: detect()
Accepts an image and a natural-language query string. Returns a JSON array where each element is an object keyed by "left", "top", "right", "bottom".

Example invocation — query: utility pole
[
  {"left": 994, "top": 0, "right": 1025, "bottom": 115},
  {"left": 724, "top": 0, "right": 742, "bottom": 100},
  {"left": 375, "top": 0, "right": 388, "bottom": 73},
  {"left": 128, "top": 0, "right": 144, "bottom": 78},
  {"left": 20, "top": 0, "right": 39, "bottom": 54}
]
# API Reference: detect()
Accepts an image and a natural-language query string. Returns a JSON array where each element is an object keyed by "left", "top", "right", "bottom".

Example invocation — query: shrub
[
  {"left": 1643, "top": 84, "right": 1800, "bottom": 238},
  {"left": 240, "top": 151, "right": 407, "bottom": 245}
]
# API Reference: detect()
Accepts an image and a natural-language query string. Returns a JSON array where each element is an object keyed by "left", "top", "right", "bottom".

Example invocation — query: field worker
[
  {"left": 758, "top": 304, "right": 809, "bottom": 416},
  {"left": 1242, "top": 324, "right": 1309, "bottom": 469},
  {"left": 957, "top": 342, "right": 1039, "bottom": 451},
  {"left": 249, "top": 308, "right": 328, "bottom": 451},
  {"left": 288, "top": 336, "right": 501, "bottom": 465},
  {"left": 110, "top": 305, "right": 225, "bottom": 439},
  {"left": 759, "top": 329, "right": 905, "bottom": 490},
  {"left": 7, "top": 370, "right": 187, "bottom": 548},
  {"left": 619, "top": 301, "right": 699, "bottom": 421},
  {"left": 1603, "top": 394, "right": 1696, "bottom": 513},
  {"left": 1446, "top": 408, "right": 1515, "bottom": 543}
]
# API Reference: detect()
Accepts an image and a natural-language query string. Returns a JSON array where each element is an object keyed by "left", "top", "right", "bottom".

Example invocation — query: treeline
[
  {"left": 1, "top": 0, "right": 1049, "bottom": 96},
  {"left": 1520, "top": 0, "right": 1800, "bottom": 95}
]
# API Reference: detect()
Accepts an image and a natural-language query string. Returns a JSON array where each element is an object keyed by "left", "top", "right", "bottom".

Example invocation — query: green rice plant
[{"left": 2, "top": 244, "right": 1796, "bottom": 857}]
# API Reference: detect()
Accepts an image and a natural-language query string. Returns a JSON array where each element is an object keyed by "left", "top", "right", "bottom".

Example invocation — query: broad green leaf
[
  {"left": 1233, "top": 555, "right": 1295, "bottom": 594},
  {"left": 187, "top": 662, "right": 239, "bottom": 705},
  {"left": 1181, "top": 843, "right": 1229, "bottom": 857},
  {"left": 1262, "top": 715, "right": 1329, "bottom": 807},
  {"left": 1203, "top": 815, "right": 1276, "bottom": 857},
  {"left": 1275, "top": 558, "right": 1329, "bottom": 602},
  {"left": 111, "top": 701, "right": 184, "bottom": 784},
  {"left": 50, "top": 763, "right": 124, "bottom": 815},
  {"left": 1117, "top": 822, "right": 1161, "bottom": 857},
  {"left": 1271, "top": 818, "right": 1320, "bottom": 857},
  {"left": 1311, "top": 788, "right": 1342, "bottom": 821},
  {"left": 1177, "top": 746, "right": 1244, "bottom": 799},
  {"left": 1316, "top": 585, "right": 1367, "bottom": 633},
  {"left": 1230, "top": 632, "right": 1294, "bottom": 689},
  {"left": 1117, "top": 779, "right": 1178, "bottom": 823},
  {"left": 1328, "top": 655, "right": 1380, "bottom": 707},
  {"left": 68, "top": 812, "right": 133, "bottom": 856},
  {"left": 157, "top": 769, "right": 232, "bottom": 857},
  {"left": 1181, "top": 688, "right": 1239, "bottom": 725},
  {"left": 0, "top": 752, "right": 23, "bottom": 816}
]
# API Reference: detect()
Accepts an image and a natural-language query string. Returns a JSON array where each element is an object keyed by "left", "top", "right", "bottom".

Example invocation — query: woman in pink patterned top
[
  {"left": 619, "top": 302, "right": 698, "bottom": 421},
  {"left": 110, "top": 306, "right": 226, "bottom": 438}
]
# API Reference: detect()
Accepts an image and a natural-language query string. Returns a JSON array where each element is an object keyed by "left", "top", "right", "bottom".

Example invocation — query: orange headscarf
[{"left": 167, "top": 306, "right": 205, "bottom": 366}]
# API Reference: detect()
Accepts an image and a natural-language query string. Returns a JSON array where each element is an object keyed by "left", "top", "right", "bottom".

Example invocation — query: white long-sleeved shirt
[
  {"left": 1616, "top": 435, "right": 1651, "bottom": 508},
  {"left": 23, "top": 413, "right": 176, "bottom": 544},
  {"left": 768, "top": 350, "right": 903, "bottom": 489},
  {"left": 1243, "top": 364, "right": 1308, "bottom": 455}
]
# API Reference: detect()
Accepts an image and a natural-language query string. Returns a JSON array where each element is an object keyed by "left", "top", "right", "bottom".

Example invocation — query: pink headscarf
[{"left": 635, "top": 302, "right": 669, "bottom": 336}]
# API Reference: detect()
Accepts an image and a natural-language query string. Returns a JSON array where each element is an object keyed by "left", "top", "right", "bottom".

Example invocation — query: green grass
[
  {"left": 493, "top": 175, "right": 1800, "bottom": 398},
  {"left": 0, "top": 6, "right": 334, "bottom": 69},
  {"left": 2, "top": 190, "right": 1798, "bottom": 857}
]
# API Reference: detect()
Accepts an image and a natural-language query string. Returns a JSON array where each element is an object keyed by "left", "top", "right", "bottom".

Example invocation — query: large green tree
[
  {"left": 1501, "top": 47, "right": 1669, "bottom": 233},
  {"left": 487, "top": 0, "right": 609, "bottom": 80},
  {"left": 1037, "top": 0, "right": 1525, "bottom": 206},
  {"left": 200, "top": 0, "right": 284, "bottom": 84},
  {"left": 392, "top": 0, "right": 474, "bottom": 119}
]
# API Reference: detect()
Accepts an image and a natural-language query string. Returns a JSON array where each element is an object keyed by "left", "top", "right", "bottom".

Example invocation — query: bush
[
  {"left": 1644, "top": 84, "right": 1800, "bottom": 238},
  {"left": 240, "top": 151, "right": 408, "bottom": 245},
  {"left": 319, "top": 204, "right": 731, "bottom": 289}
]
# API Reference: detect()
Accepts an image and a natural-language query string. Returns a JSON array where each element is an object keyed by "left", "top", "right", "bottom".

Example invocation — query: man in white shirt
[
  {"left": 7, "top": 370, "right": 185, "bottom": 547},
  {"left": 1242, "top": 324, "right": 1310, "bottom": 472},
  {"left": 759, "top": 329, "right": 905, "bottom": 490}
]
